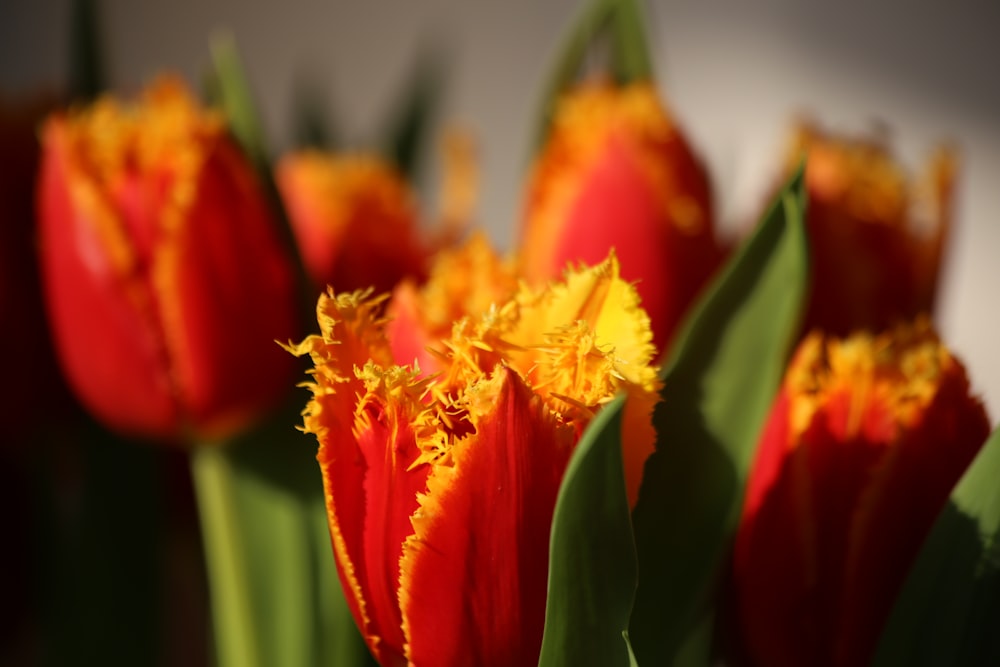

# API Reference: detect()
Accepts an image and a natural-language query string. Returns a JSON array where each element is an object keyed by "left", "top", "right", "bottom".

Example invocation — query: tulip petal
[
  {"left": 38, "top": 119, "right": 179, "bottom": 438},
  {"left": 399, "top": 366, "right": 575, "bottom": 666},
  {"left": 161, "top": 140, "right": 297, "bottom": 438}
]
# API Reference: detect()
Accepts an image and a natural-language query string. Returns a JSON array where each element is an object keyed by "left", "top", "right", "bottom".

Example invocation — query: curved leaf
[
  {"left": 872, "top": 425, "right": 1000, "bottom": 666},
  {"left": 539, "top": 394, "right": 637, "bottom": 667},
  {"left": 628, "top": 169, "right": 809, "bottom": 665}
]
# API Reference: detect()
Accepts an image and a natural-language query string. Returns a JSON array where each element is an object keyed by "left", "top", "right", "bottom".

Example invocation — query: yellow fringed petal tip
[
  {"left": 426, "top": 251, "right": 660, "bottom": 432},
  {"left": 509, "top": 251, "right": 659, "bottom": 394},
  {"left": 415, "top": 231, "right": 519, "bottom": 334},
  {"left": 64, "top": 74, "right": 222, "bottom": 189},
  {"left": 54, "top": 75, "right": 224, "bottom": 278},
  {"left": 786, "top": 317, "right": 953, "bottom": 441}
]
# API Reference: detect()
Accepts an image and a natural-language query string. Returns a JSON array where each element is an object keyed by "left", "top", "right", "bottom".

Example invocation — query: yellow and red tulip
[
  {"left": 275, "top": 150, "right": 428, "bottom": 295},
  {"left": 287, "top": 252, "right": 660, "bottom": 666},
  {"left": 519, "top": 80, "right": 723, "bottom": 355},
  {"left": 790, "top": 121, "right": 956, "bottom": 335},
  {"left": 729, "top": 320, "right": 990, "bottom": 667},
  {"left": 37, "top": 76, "right": 297, "bottom": 442}
]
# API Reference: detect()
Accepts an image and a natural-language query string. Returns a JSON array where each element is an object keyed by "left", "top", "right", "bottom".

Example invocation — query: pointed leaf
[
  {"left": 628, "top": 169, "right": 809, "bottom": 664},
  {"left": 539, "top": 394, "right": 637, "bottom": 667},
  {"left": 207, "top": 32, "right": 270, "bottom": 173},
  {"left": 69, "top": 0, "right": 104, "bottom": 100},
  {"left": 872, "top": 425, "right": 1000, "bottom": 666},
  {"left": 608, "top": 0, "right": 654, "bottom": 85},
  {"left": 378, "top": 44, "right": 447, "bottom": 182},
  {"left": 291, "top": 74, "right": 335, "bottom": 150},
  {"left": 532, "top": 0, "right": 654, "bottom": 152}
]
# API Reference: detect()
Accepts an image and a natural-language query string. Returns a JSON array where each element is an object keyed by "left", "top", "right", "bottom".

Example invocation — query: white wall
[{"left": 3, "top": 0, "right": 998, "bottom": 416}]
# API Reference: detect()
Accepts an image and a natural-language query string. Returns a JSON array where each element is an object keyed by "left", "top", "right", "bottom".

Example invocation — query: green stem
[{"left": 192, "top": 445, "right": 260, "bottom": 667}]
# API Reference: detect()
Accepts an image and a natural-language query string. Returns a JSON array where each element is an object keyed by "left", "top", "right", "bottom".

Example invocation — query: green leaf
[
  {"left": 538, "top": 394, "right": 638, "bottom": 667},
  {"left": 872, "top": 425, "right": 1000, "bottom": 666},
  {"left": 628, "top": 168, "right": 809, "bottom": 665},
  {"left": 69, "top": 0, "right": 105, "bottom": 100},
  {"left": 532, "top": 0, "right": 654, "bottom": 153},
  {"left": 378, "top": 44, "right": 447, "bottom": 182},
  {"left": 193, "top": 400, "right": 375, "bottom": 667},
  {"left": 207, "top": 32, "right": 270, "bottom": 174},
  {"left": 608, "top": 0, "right": 654, "bottom": 85}
]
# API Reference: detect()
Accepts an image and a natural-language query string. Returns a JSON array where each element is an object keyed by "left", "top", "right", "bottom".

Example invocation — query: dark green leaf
[
  {"left": 69, "top": 0, "right": 104, "bottom": 100},
  {"left": 378, "top": 44, "right": 447, "bottom": 182},
  {"left": 539, "top": 394, "right": 637, "bottom": 667},
  {"left": 291, "top": 74, "right": 336, "bottom": 150},
  {"left": 608, "top": 0, "right": 654, "bottom": 85},
  {"left": 628, "top": 168, "right": 809, "bottom": 665},
  {"left": 872, "top": 425, "right": 1000, "bottom": 666},
  {"left": 532, "top": 0, "right": 654, "bottom": 153}
]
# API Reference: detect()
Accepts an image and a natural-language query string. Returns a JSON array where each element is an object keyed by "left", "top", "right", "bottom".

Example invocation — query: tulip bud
[
  {"left": 790, "top": 120, "right": 955, "bottom": 335},
  {"left": 730, "top": 320, "right": 990, "bottom": 667},
  {"left": 287, "top": 252, "right": 660, "bottom": 666},
  {"left": 275, "top": 150, "right": 427, "bottom": 295},
  {"left": 37, "top": 76, "right": 297, "bottom": 442},
  {"left": 519, "top": 80, "right": 723, "bottom": 354}
]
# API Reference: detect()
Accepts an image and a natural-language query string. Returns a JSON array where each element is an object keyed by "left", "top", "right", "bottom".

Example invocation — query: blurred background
[{"left": 2, "top": 0, "right": 999, "bottom": 414}]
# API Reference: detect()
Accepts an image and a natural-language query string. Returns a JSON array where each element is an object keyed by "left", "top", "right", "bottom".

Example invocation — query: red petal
[
  {"left": 38, "top": 119, "right": 179, "bottom": 438},
  {"left": 159, "top": 139, "right": 297, "bottom": 439},
  {"left": 399, "top": 367, "right": 574, "bottom": 666}
]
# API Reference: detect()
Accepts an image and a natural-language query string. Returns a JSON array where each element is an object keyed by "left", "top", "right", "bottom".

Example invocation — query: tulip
[
  {"left": 518, "top": 80, "right": 723, "bottom": 355},
  {"left": 729, "top": 320, "right": 990, "bottom": 667},
  {"left": 275, "top": 150, "right": 428, "bottom": 295},
  {"left": 37, "top": 76, "right": 297, "bottom": 442},
  {"left": 790, "top": 120, "right": 955, "bottom": 335},
  {"left": 287, "top": 252, "right": 660, "bottom": 666}
]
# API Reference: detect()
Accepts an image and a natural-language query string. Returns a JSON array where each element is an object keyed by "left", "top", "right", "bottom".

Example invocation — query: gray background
[{"left": 3, "top": 0, "right": 998, "bottom": 416}]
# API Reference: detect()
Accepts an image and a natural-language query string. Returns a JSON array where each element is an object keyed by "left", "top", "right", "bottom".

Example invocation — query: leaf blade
[
  {"left": 628, "top": 169, "right": 809, "bottom": 665},
  {"left": 872, "top": 425, "right": 1000, "bottom": 666},
  {"left": 539, "top": 394, "right": 638, "bottom": 667}
]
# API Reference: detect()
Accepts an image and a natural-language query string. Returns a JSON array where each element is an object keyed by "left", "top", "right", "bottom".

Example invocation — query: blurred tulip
[
  {"left": 287, "top": 253, "right": 659, "bottom": 666},
  {"left": 519, "top": 80, "right": 723, "bottom": 355},
  {"left": 37, "top": 76, "right": 297, "bottom": 442},
  {"left": 730, "top": 320, "right": 990, "bottom": 667},
  {"left": 789, "top": 120, "right": 956, "bottom": 335},
  {"left": 275, "top": 150, "right": 428, "bottom": 294}
]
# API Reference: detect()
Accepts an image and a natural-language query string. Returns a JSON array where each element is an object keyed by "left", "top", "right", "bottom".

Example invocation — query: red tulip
[
  {"left": 730, "top": 320, "right": 990, "bottom": 667},
  {"left": 275, "top": 150, "right": 428, "bottom": 295},
  {"left": 37, "top": 76, "right": 297, "bottom": 442},
  {"left": 287, "top": 253, "right": 660, "bottom": 666},
  {"left": 518, "top": 80, "right": 723, "bottom": 355},
  {"left": 791, "top": 120, "right": 955, "bottom": 335}
]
